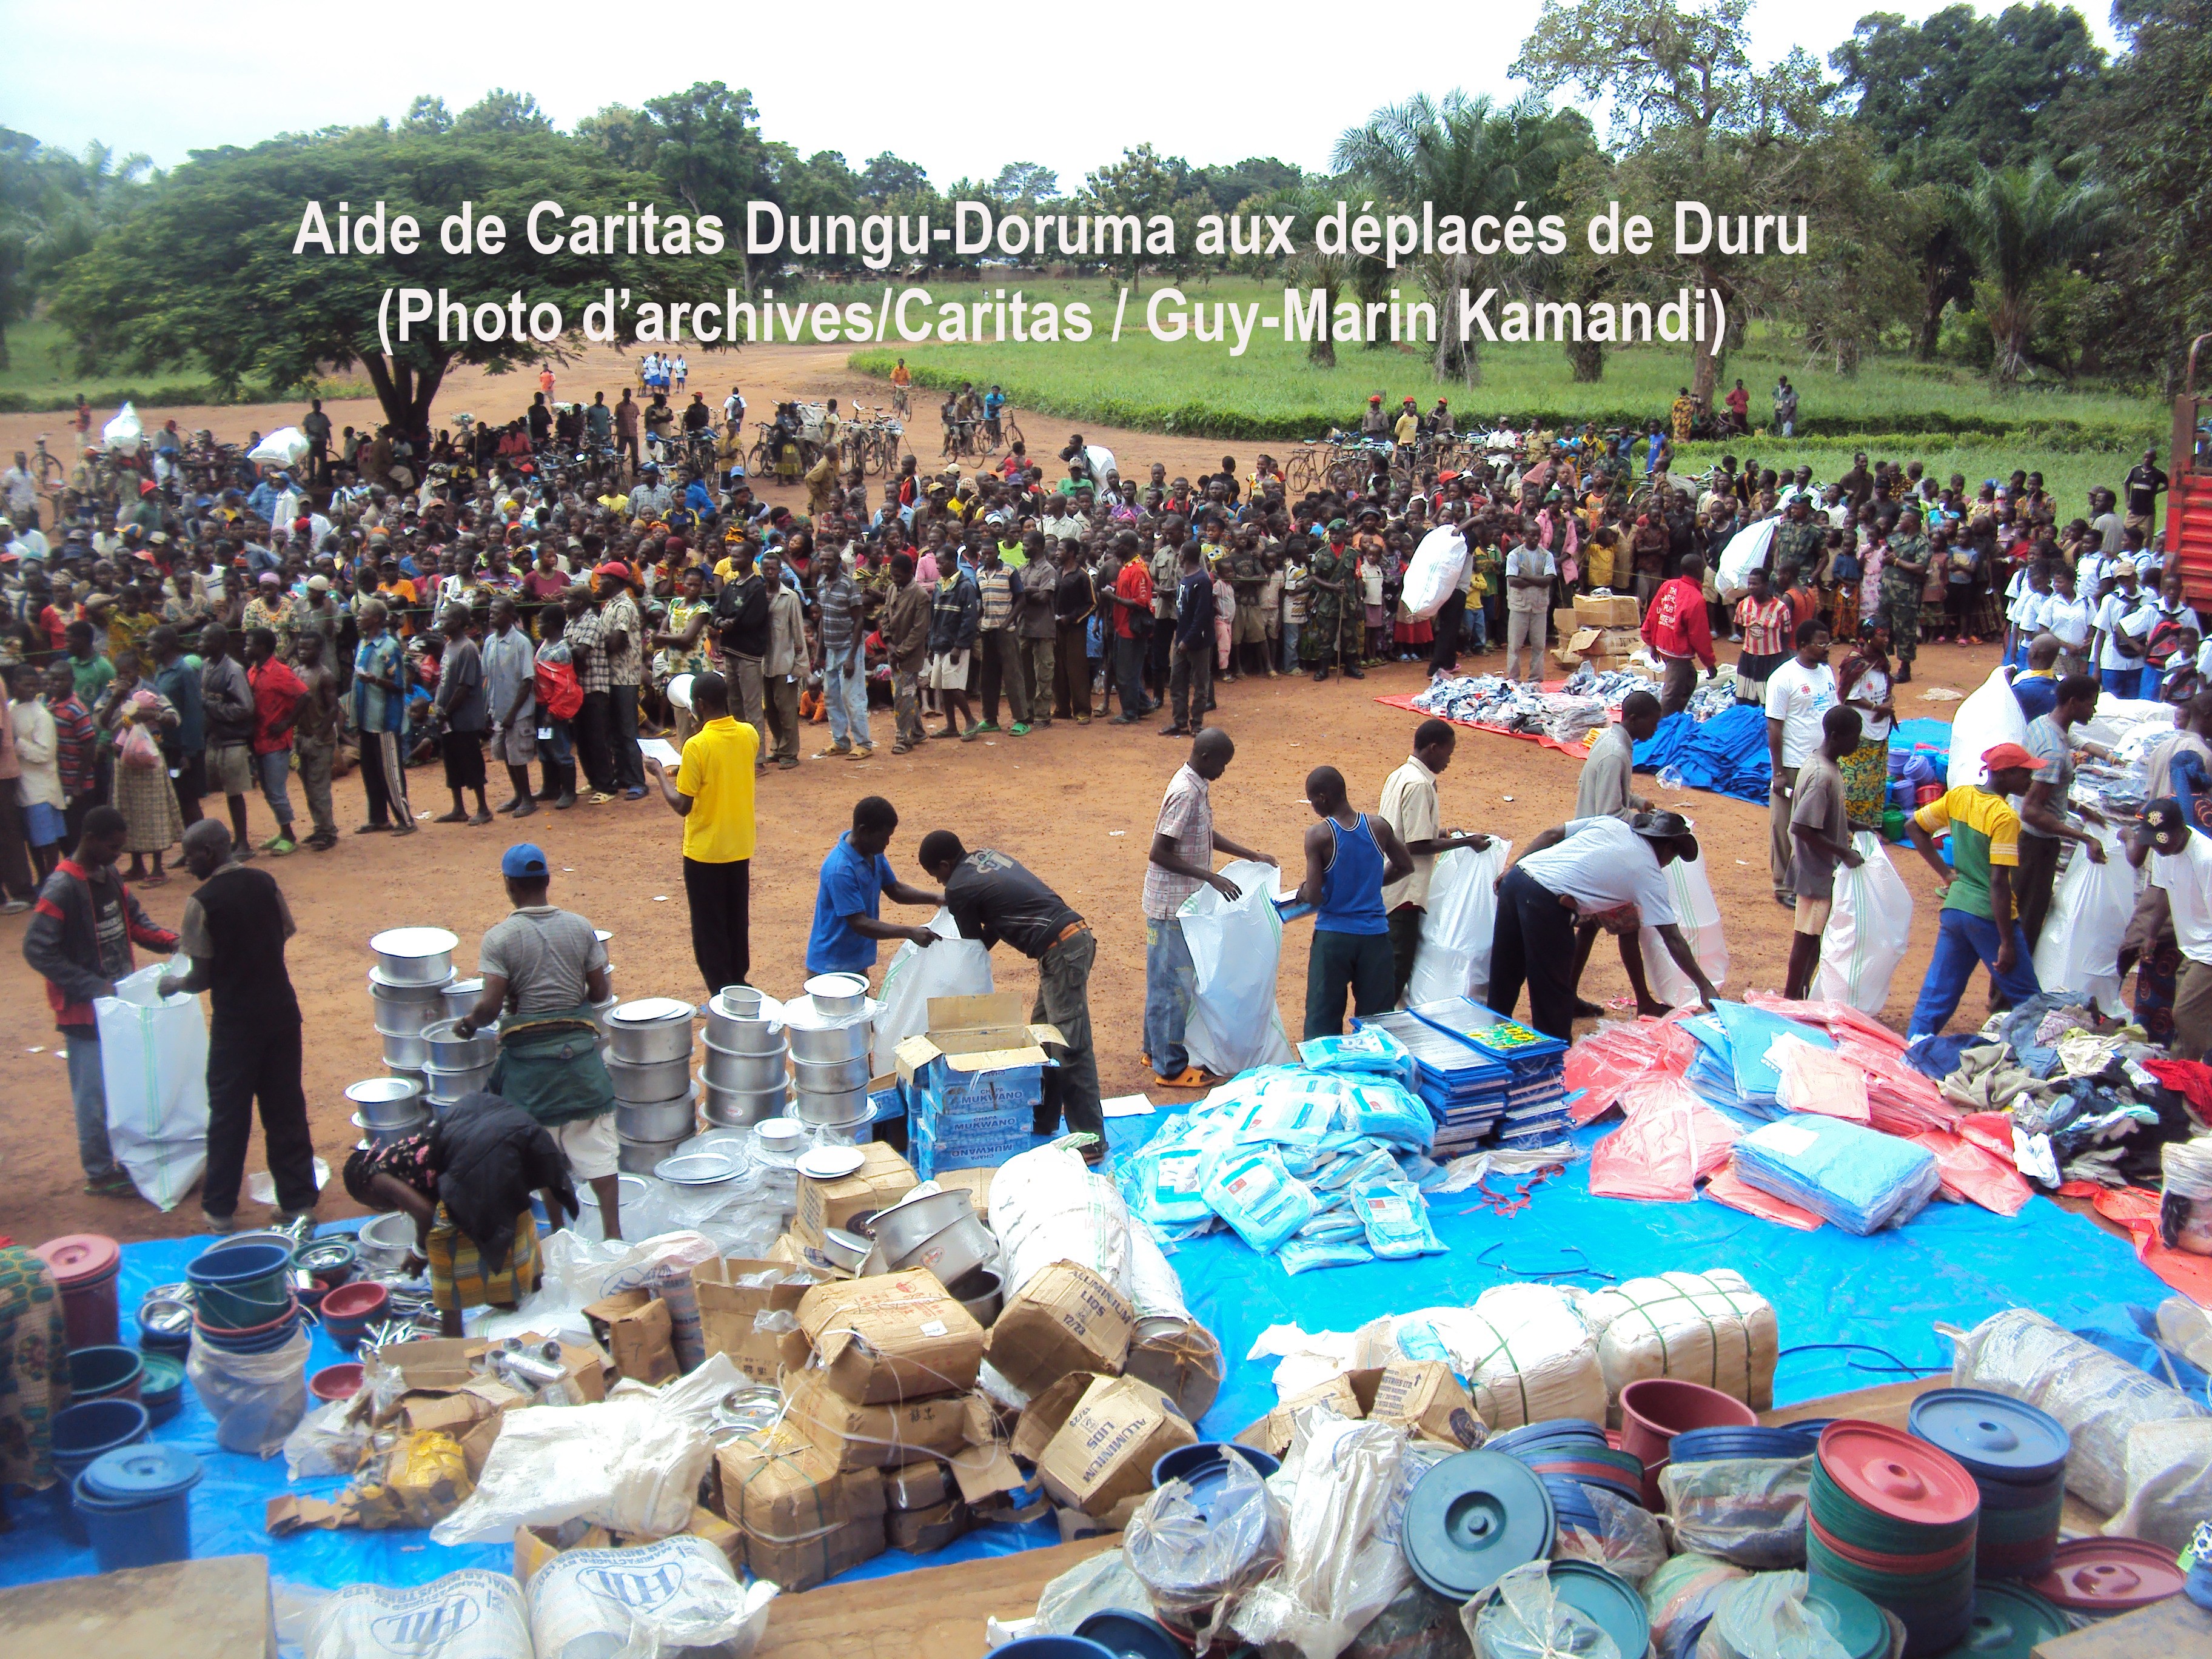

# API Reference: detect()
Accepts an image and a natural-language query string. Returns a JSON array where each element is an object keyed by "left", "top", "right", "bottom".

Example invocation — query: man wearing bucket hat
[
  {"left": 456, "top": 842, "right": 623, "bottom": 1239},
  {"left": 1487, "top": 809, "right": 1720, "bottom": 1040},
  {"left": 1903, "top": 743, "right": 2045, "bottom": 1040}
]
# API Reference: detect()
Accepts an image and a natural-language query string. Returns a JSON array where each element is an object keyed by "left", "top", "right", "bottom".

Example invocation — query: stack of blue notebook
[{"left": 1351, "top": 1009, "right": 1511, "bottom": 1152}]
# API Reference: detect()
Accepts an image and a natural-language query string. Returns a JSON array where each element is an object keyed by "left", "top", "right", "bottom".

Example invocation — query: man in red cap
[{"left": 1903, "top": 742, "right": 2045, "bottom": 1039}]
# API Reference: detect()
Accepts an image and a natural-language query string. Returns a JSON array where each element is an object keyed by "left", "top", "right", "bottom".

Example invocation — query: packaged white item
[
  {"left": 1814, "top": 834, "right": 1914, "bottom": 1015},
  {"left": 2159, "top": 1139, "right": 2212, "bottom": 1254},
  {"left": 1640, "top": 851, "right": 1729, "bottom": 1009},
  {"left": 102, "top": 402, "right": 145, "bottom": 455},
  {"left": 431, "top": 1396, "right": 714, "bottom": 1545},
  {"left": 1400, "top": 524, "right": 1471, "bottom": 620},
  {"left": 1203, "top": 1145, "right": 1319, "bottom": 1255},
  {"left": 2031, "top": 827, "right": 2136, "bottom": 1018},
  {"left": 187, "top": 1325, "right": 309, "bottom": 1455},
  {"left": 872, "top": 909, "right": 994, "bottom": 1074},
  {"left": 96, "top": 963, "right": 210, "bottom": 1211},
  {"left": 1582, "top": 1269, "right": 1778, "bottom": 1416},
  {"left": 1178, "top": 860, "right": 1296, "bottom": 1078},
  {"left": 2104, "top": 1417, "right": 2212, "bottom": 1553},
  {"left": 1407, "top": 840, "right": 1512, "bottom": 1006},
  {"left": 1949, "top": 1307, "right": 2207, "bottom": 1512},
  {"left": 1945, "top": 667, "right": 2032, "bottom": 792},
  {"left": 1359, "top": 1285, "right": 1606, "bottom": 1430},
  {"left": 309, "top": 1570, "right": 532, "bottom": 1659},
  {"left": 526, "top": 1535, "right": 777, "bottom": 1659},
  {"left": 246, "top": 425, "right": 312, "bottom": 467},
  {"left": 989, "top": 1138, "right": 1134, "bottom": 1298},
  {"left": 1552, "top": 1484, "right": 1667, "bottom": 1586}
]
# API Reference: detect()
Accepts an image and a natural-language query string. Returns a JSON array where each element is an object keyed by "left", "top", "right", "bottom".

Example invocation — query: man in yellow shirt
[{"left": 643, "top": 671, "right": 759, "bottom": 996}]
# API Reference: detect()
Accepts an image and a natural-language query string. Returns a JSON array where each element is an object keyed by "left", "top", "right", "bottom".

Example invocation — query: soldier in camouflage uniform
[
  {"left": 1305, "top": 521, "right": 1362, "bottom": 682},
  {"left": 1879, "top": 507, "right": 1932, "bottom": 682},
  {"left": 1772, "top": 497, "right": 1832, "bottom": 634}
]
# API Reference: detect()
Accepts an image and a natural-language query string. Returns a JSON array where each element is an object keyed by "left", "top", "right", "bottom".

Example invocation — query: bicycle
[{"left": 890, "top": 383, "right": 911, "bottom": 418}]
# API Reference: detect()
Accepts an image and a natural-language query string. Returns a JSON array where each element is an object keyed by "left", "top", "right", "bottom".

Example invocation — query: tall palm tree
[
  {"left": 1946, "top": 161, "right": 2114, "bottom": 383},
  {"left": 1333, "top": 92, "right": 1590, "bottom": 386}
]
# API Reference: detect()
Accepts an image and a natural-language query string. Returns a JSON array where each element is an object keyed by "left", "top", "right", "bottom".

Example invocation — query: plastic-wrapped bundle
[
  {"left": 1590, "top": 1073, "right": 1740, "bottom": 1202},
  {"left": 989, "top": 1138, "right": 1134, "bottom": 1298},
  {"left": 1127, "top": 1453, "right": 1286, "bottom": 1644},
  {"left": 1464, "top": 1561, "right": 1620, "bottom": 1659},
  {"left": 1356, "top": 1285, "right": 1607, "bottom": 1430},
  {"left": 1582, "top": 1270, "right": 1777, "bottom": 1416},
  {"left": 1644, "top": 1552, "right": 1749, "bottom": 1659},
  {"left": 2106, "top": 1418, "right": 2212, "bottom": 1552},
  {"left": 1566, "top": 1019, "right": 1697, "bottom": 1124},
  {"left": 1658, "top": 1457, "right": 1811, "bottom": 1569},
  {"left": 1553, "top": 1484, "right": 1669, "bottom": 1586},
  {"left": 2160, "top": 1137, "right": 2212, "bottom": 1253},
  {"left": 1697, "top": 1572, "right": 1856, "bottom": 1659},
  {"left": 1950, "top": 1307, "right": 2207, "bottom": 1512},
  {"left": 1732, "top": 1116, "right": 1941, "bottom": 1235},
  {"left": 1769, "top": 1037, "right": 1870, "bottom": 1124}
]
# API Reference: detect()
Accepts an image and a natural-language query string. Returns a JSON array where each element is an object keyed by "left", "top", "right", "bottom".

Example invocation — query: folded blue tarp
[{"left": 1634, "top": 704, "right": 1774, "bottom": 803}]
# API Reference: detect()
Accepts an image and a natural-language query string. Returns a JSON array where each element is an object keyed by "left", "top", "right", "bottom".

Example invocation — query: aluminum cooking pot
[
  {"left": 346, "top": 1078, "right": 425, "bottom": 1130},
  {"left": 588, "top": 991, "right": 619, "bottom": 1031},
  {"left": 441, "top": 978, "right": 484, "bottom": 1019},
  {"left": 791, "top": 1053, "right": 872, "bottom": 1093},
  {"left": 706, "top": 988, "right": 788, "bottom": 1055},
  {"left": 869, "top": 1190, "right": 977, "bottom": 1262},
  {"left": 785, "top": 1014, "right": 874, "bottom": 1066},
  {"left": 615, "top": 1090, "right": 698, "bottom": 1142},
  {"left": 701, "top": 1037, "right": 789, "bottom": 1092},
  {"left": 793, "top": 1084, "right": 871, "bottom": 1127},
  {"left": 608, "top": 1052, "right": 694, "bottom": 1103},
  {"left": 606, "top": 996, "right": 696, "bottom": 1065},
  {"left": 947, "top": 1265, "right": 1004, "bottom": 1327},
  {"left": 703, "top": 1084, "right": 786, "bottom": 1128},
  {"left": 421, "top": 1060, "right": 495, "bottom": 1106},
  {"left": 617, "top": 1134, "right": 687, "bottom": 1176},
  {"left": 356, "top": 1213, "right": 417, "bottom": 1272},
  {"left": 380, "top": 1029, "right": 431, "bottom": 1071},
  {"left": 420, "top": 1018, "right": 500, "bottom": 1070},
  {"left": 893, "top": 1214, "right": 996, "bottom": 1287},
  {"left": 370, "top": 927, "right": 458, "bottom": 986},
  {"left": 803, "top": 972, "right": 870, "bottom": 1018},
  {"left": 370, "top": 984, "right": 448, "bottom": 1038},
  {"left": 816, "top": 1228, "right": 872, "bottom": 1273},
  {"left": 352, "top": 1111, "right": 427, "bottom": 1147}
]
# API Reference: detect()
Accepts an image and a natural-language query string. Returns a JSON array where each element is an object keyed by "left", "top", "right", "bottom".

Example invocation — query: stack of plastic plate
[
  {"left": 2026, "top": 1537, "right": 2189, "bottom": 1621},
  {"left": 1542, "top": 1473, "right": 1604, "bottom": 1545},
  {"left": 1906, "top": 1389, "right": 2068, "bottom": 1580},
  {"left": 1809, "top": 1421, "right": 1980, "bottom": 1657},
  {"left": 1490, "top": 1419, "right": 1647, "bottom": 1508},
  {"left": 1952, "top": 1581, "right": 2070, "bottom": 1656},
  {"left": 1400, "top": 1451, "right": 1555, "bottom": 1603},
  {"left": 1469, "top": 1561, "right": 1648, "bottom": 1658},
  {"left": 1671, "top": 1425, "right": 1822, "bottom": 1463},
  {"left": 1702, "top": 1574, "right": 1890, "bottom": 1659}
]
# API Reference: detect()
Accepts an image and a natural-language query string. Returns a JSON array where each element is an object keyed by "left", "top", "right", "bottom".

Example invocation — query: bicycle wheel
[
  {"left": 1005, "top": 414, "right": 1024, "bottom": 449},
  {"left": 748, "top": 437, "right": 773, "bottom": 478}
]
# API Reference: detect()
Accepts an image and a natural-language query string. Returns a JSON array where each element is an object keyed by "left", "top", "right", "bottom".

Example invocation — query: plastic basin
[
  {"left": 1620, "top": 1378, "right": 1757, "bottom": 1468},
  {"left": 139, "top": 1352, "right": 187, "bottom": 1426},
  {"left": 67, "top": 1344, "right": 144, "bottom": 1403},
  {"left": 994, "top": 1640, "right": 1117, "bottom": 1659},
  {"left": 310, "top": 1361, "right": 366, "bottom": 1403},
  {"left": 318, "top": 1280, "right": 389, "bottom": 1352}
]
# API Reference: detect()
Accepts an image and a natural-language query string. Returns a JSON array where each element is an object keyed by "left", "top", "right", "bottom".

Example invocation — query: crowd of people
[{"left": 2, "top": 374, "right": 2200, "bottom": 1236}]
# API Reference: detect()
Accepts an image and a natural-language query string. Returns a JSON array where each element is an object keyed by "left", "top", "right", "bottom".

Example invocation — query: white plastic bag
[
  {"left": 1946, "top": 666, "right": 2031, "bottom": 791},
  {"left": 2105, "top": 1418, "right": 2212, "bottom": 1553},
  {"left": 988, "top": 1138, "right": 1134, "bottom": 1298},
  {"left": 1400, "top": 525, "right": 1470, "bottom": 620},
  {"left": 101, "top": 402, "right": 144, "bottom": 455},
  {"left": 187, "top": 1326, "right": 309, "bottom": 1456},
  {"left": 1639, "top": 853, "right": 1729, "bottom": 1009},
  {"left": 1814, "top": 835, "right": 1913, "bottom": 1015},
  {"left": 95, "top": 962, "right": 210, "bottom": 1211},
  {"left": 309, "top": 1570, "right": 532, "bottom": 1659},
  {"left": 1717, "top": 520, "right": 1775, "bottom": 597},
  {"left": 1179, "top": 859, "right": 1295, "bottom": 1078},
  {"left": 526, "top": 1536, "right": 776, "bottom": 1659},
  {"left": 481, "top": 1228, "right": 719, "bottom": 1346},
  {"left": 1408, "top": 840, "right": 1511, "bottom": 1006},
  {"left": 248, "top": 426, "right": 312, "bottom": 468},
  {"left": 1230, "top": 1415, "right": 1413, "bottom": 1659},
  {"left": 2032, "top": 828, "right": 2135, "bottom": 1017},
  {"left": 431, "top": 1396, "right": 713, "bottom": 1544},
  {"left": 872, "top": 908, "right": 994, "bottom": 1074}
]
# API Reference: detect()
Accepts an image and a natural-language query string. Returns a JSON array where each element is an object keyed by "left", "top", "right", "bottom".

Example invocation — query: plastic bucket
[
  {"left": 32, "top": 1234, "right": 122, "bottom": 1349},
  {"left": 49, "top": 1398, "right": 149, "bottom": 1543},
  {"left": 994, "top": 1640, "right": 1117, "bottom": 1659},
  {"left": 1151, "top": 1442, "right": 1282, "bottom": 1492},
  {"left": 318, "top": 1280, "right": 389, "bottom": 1352},
  {"left": 67, "top": 1344, "right": 145, "bottom": 1403},
  {"left": 1620, "top": 1378, "right": 1757, "bottom": 1502},
  {"left": 74, "top": 1444, "right": 203, "bottom": 1572},
  {"left": 140, "top": 1352, "right": 187, "bottom": 1425}
]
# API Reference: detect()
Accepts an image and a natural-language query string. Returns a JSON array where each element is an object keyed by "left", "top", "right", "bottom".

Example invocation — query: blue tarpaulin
[{"left": 0, "top": 1120, "right": 2180, "bottom": 1597}]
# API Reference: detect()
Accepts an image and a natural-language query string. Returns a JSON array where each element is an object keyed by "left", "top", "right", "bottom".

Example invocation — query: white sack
[
  {"left": 309, "top": 1571, "right": 531, "bottom": 1659},
  {"left": 2031, "top": 828, "right": 2136, "bottom": 1018},
  {"left": 527, "top": 1537, "right": 776, "bottom": 1659},
  {"left": 101, "top": 403, "right": 144, "bottom": 454},
  {"left": 1179, "top": 859, "right": 1294, "bottom": 1078},
  {"left": 432, "top": 1396, "right": 712, "bottom": 1544},
  {"left": 1407, "top": 840, "right": 1511, "bottom": 1007},
  {"left": 873, "top": 908, "right": 994, "bottom": 1073},
  {"left": 1229, "top": 1415, "right": 1413, "bottom": 1659},
  {"left": 987, "top": 1138, "right": 1134, "bottom": 1299},
  {"left": 1946, "top": 666, "right": 2031, "bottom": 791},
  {"left": 248, "top": 426, "right": 312, "bottom": 468},
  {"left": 1581, "top": 1269, "right": 1778, "bottom": 1419},
  {"left": 1717, "top": 520, "right": 1775, "bottom": 595},
  {"left": 1400, "top": 524, "right": 1470, "bottom": 620},
  {"left": 96, "top": 963, "right": 209, "bottom": 1212},
  {"left": 1814, "top": 834, "right": 1914, "bottom": 1015},
  {"left": 2105, "top": 1417, "right": 2212, "bottom": 1553},
  {"left": 1640, "top": 851, "right": 1729, "bottom": 1008}
]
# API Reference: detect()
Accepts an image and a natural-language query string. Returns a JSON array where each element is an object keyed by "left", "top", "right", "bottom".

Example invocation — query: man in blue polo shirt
[{"left": 805, "top": 795, "right": 943, "bottom": 977}]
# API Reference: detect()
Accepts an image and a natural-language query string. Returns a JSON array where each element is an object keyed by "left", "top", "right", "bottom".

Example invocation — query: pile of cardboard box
[
  {"left": 1233, "top": 1359, "right": 1487, "bottom": 1460},
  {"left": 1550, "top": 591, "right": 1651, "bottom": 673},
  {"left": 894, "top": 993, "right": 1065, "bottom": 1178}
]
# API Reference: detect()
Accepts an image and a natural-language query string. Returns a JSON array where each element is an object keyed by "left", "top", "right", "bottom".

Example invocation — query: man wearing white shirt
[
  {"left": 1502, "top": 538, "right": 1556, "bottom": 684},
  {"left": 1764, "top": 618, "right": 1839, "bottom": 907},
  {"left": 2147, "top": 799, "right": 2212, "bottom": 1060},
  {"left": 2091, "top": 561, "right": 2154, "bottom": 698}
]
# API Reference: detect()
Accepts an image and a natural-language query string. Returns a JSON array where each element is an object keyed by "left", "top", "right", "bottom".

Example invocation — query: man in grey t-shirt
[
  {"left": 2014, "top": 674, "right": 2109, "bottom": 947},
  {"left": 1569, "top": 691, "right": 1668, "bottom": 1016},
  {"left": 1785, "top": 705, "right": 1865, "bottom": 999}
]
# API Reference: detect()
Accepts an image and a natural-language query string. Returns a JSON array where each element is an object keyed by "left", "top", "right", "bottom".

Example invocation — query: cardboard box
[
  {"left": 896, "top": 993, "right": 1065, "bottom": 1178},
  {"left": 782, "top": 1369, "right": 974, "bottom": 1471},
  {"left": 695, "top": 1258, "right": 822, "bottom": 1384},
  {"left": 366, "top": 1336, "right": 475, "bottom": 1394},
  {"left": 1125, "top": 1315, "right": 1225, "bottom": 1424},
  {"left": 796, "top": 1269, "right": 987, "bottom": 1405},
  {"left": 927, "top": 1167, "right": 1000, "bottom": 1224},
  {"left": 794, "top": 1141, "right": 918, "bottom": 1249},
  {"left": 716, "top": 1426, "right": 887, "bottom": 1592},
  {"left": 1370, "top": 1361, "right": 1485, "bottom": 1448},
  {"left": 583, "top": 1289, "right": 679, "bottom": 1386},
  {"left": 455, "top": 1333, "right": 610, "bottom": 1403},
  {"left": 1552, "top": 606, "right": 1580, "bottom": 639},
  {"left": 888, "top": 1496, "right": 970, "bottom": 1553},
  {"left": 1576, "top": 592, "right": 1640, "bottom": 628},
  {"left": 747, "top": 1515, "right": 886, "bottom": 1592},
  {"left": 1036, "top": 1374, "right": 1197, "bottom": 1517},
  {"left": 1235, "top": 1368, "right": 1386, "bottom": 1456},
  {"left": 886, "top": 1459, "right": 953, "bottom": 1510},
  {"left": 987, "top": 1261, "right": 1134, "bottom": 1399},
  {"left": 514, "top": 1520, "right": 614, "bottom": 1583}
]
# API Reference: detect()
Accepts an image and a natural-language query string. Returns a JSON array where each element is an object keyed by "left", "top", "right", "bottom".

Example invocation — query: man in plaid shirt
[
  {"left": 43, "top": 660, "right": 99, "bottom": 849},
  {"left": 812, "top": 548, "right": 873, "bottom": 760},
  {"left": 566, "top": 587, "right": 616, "bottom": 802},
  {"left": 597, "top": 566, "right": 648, "bottom": 799}
]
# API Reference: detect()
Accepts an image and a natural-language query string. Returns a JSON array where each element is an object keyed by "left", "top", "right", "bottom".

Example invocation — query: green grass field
[
  {"left": 840, "top": 274, "right": 2162, "bottom": 486},
  {"left": 0, "top": 317, "right": 216, "bottom": 414}
]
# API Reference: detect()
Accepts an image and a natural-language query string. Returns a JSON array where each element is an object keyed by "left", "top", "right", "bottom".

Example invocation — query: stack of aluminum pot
[
  {"left": 366, "top": 927, "right": 460, "bottom": 1096},
  {"left": 605, "top": 997, "right": 699, "bottom": 1171},
  {"left": 701, "top": 987, "right": 791, "bottom": 1127},
  {"left": 783, "top": 973, "right": 877, "bottom": 1144}
]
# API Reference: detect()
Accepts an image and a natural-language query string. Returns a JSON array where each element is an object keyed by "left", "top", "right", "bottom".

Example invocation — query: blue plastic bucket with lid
[
  {"left": 49, "top": 1398, "right": 149, "bottom": 1543},
  {"left": 993, "top": 1640, "right": 1116, "bottom": 1659},
  {"left": 73, "top": 1443, "right": 203, "bottom": 1572}
]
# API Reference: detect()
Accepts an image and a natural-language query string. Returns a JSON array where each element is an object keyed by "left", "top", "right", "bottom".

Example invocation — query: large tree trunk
[
  {"left": 0, "top": 322, "right": 10, "bottom": 372},
  {"left": 361, "top": 354, "right": 451, "bottom": 448},
  {"left": 1430, "top": 257, "right": 1480, "bottom": 387},
  {"left": 1307, "top": 281, "right": 1335, "bottom": 367},
  {"left": 1689, "top": 264, "right": 1729, "bottom": 404}
]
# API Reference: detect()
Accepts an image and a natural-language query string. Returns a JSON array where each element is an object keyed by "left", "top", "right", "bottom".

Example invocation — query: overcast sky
[{"left": 10, "top": 0, "right": 2121, "bottom": 185}]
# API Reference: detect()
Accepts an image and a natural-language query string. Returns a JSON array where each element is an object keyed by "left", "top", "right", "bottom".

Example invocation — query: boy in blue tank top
[{"left": 1293, "top": 765, "right": 1415, "bottom": 1039}]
